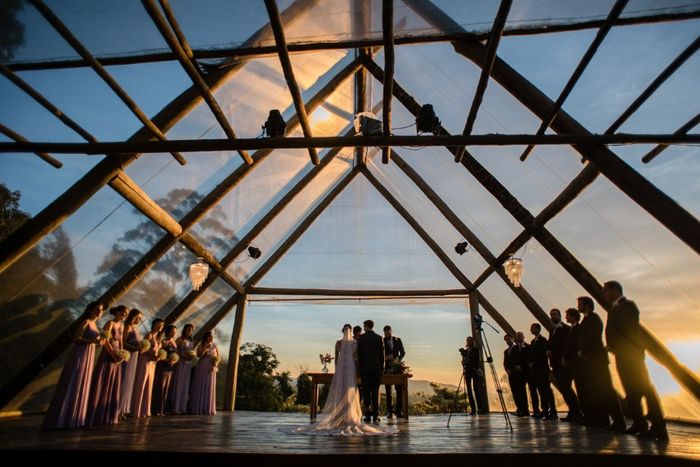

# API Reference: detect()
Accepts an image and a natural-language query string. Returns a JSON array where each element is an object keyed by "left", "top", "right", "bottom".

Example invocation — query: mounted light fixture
[
  {"left": 504, "top": 257, "right": 524, "bottom": 287},
  {"left": 353, "top": 111, "right": 383, "bottom": 136},
  {"left": 247, "top": 246, "right": 262, "bottom": 259},
  {"left": 415, "top": 104, "right": 441, "bottom": 134},
  {"left": 454, "top": 241, "right": 470, "bottom": 255},
  {"left": 189, "top": 257, "right": 209, "bottom": 291},
  {"left": 263, "top": 109, "right": 287, "bottom": 137}
]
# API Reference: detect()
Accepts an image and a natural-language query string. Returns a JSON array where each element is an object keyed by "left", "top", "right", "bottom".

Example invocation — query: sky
[{"left": 0, "top": 1, "right": 699, "bottom": 417}]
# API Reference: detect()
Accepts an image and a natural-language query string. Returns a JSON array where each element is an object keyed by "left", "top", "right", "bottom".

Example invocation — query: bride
[{"left": 294, "top": 324, "right": 397, "bottom": 436}]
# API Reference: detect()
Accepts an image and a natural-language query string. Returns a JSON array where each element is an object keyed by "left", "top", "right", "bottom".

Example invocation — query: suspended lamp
[
  {"left": 504, "top": 257, "right": 524, "bottom": 287},
  {"left": 189, "top": 257, "right": 209, "bottom": 291}
]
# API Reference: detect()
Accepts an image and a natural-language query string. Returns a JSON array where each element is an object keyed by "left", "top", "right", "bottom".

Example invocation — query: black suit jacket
[
  {"left": 579, "top": 311, "right": 608, "bottom": 363},
  {"left": 563, "top": 323, "right": 582, "bottom": 370},
  {"left": 548, "top": 323, "right": 571, "bottom": 369},
  {"left": 358, "top": 330, "right": 384, "bottom": 373},
  {"left": 384, "top": 336, "right": 406, "bottom": 361},
  {"left": 605, "top": 297, "right": 645, "bottom": 358},
  {"left": 503, "top": 345, "right": 517, "bottom": 373},
  {"left": 529, "top": 335, "right": 550, "bottom": 374}
]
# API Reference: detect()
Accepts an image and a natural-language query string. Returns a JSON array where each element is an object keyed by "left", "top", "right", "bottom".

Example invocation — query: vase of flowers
[{"left": 319, "top": 353, "right": 333, "bottom": 373}]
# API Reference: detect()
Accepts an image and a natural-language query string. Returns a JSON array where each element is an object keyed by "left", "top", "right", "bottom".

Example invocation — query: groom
[{"left": 358, "top": 319, "right": 384, "bottom": 423}]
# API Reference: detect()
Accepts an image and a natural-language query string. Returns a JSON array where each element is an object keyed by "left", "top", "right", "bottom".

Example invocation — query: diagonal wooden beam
[
  {"left": 362, "top": 166, "right": 518, "bottom": 335},
  {"left": 520, "top": 0, "right": 628, "bottom": 161},
  {"left": 0, "top": 124, "right": 61, "bottom": 169},
  {"left": 454, "top": 0, "right": 512, "bottom": 163},
  {"left": 643, "top": 112, "right": 700, "bottom": 163},
  {"left": 381, "top": 0, "right": 394, "bottom": 164},
  {"left": 0, "top": 0, "right": 315, "bottom": 277},
  {"left": 403, "top": 0, "right": 700, "bottom": 256},
  {"left": 142, "top": 0, "right": 252, "bottom": 165},
  {"left": 264, "top": 0, "right": 319, "bottom": 165},
  {"left": 8, "top": 9, "right": 700, "bottom": 72},
  {"left": 29, "top": 0, "right": 186, "bottom": 166}
]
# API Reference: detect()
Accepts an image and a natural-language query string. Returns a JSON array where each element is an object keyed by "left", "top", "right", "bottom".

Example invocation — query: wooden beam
[
  {"left": 381, "top": 0, "right": 394, "bottom": 164},
  {"left": 468, "top": 293, "right": 490, "bottom": 412},
  {"left": 362, "top": 167, "right": 516, "bottom": 336},
  {"left": 643, "top": 112, "right": 700, "bottom": 163},
  {"left": 0, "top": 124, "right": 61, "bottom": 168},
  {"left": 454, "top": 0, "right": 512, "bottom": 162},
  {"left": 142, "top": 0, "right": 252, "bottom": 165},
  {"left": 352, "top": 1, "right": 371, "bottom": 167},
  {"left": 8, "top": 10, "right": 700, "bottom": 72},
  {"left": 3, "top": 132, "right": 698, "bottom": 155},
  {"left": 248, "top": 287, "right": 467, "bottom": 297},
  {"left": 223, "top": 294, "right": 247, "bottom": 411},
  {"left": 264, "top": 0, "right": 319, "bottom": 165},
  {"left": 0, "top": 0, "right": 314, "bottom": 277},
  {"left": 403, "top": 0, "right": 700, "bottom": 256},
  {"left": 520, "top": 0, "right": 628, "bottom": 161},
  {"left": 29, "top": 0, "right": 187, "bottom": 166},
  {"left": 391, "top": 151, "right": 552, "bottom": 331}
]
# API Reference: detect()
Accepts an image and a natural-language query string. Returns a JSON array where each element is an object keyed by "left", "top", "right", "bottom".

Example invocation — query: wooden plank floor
[{"left": 0, "top": 412, "right": 698, "bottom": 466}]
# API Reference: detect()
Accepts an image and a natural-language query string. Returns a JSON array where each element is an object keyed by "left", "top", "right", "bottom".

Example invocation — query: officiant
[{"left": 383, "top": 325, "right": 406, "bottom": 418}]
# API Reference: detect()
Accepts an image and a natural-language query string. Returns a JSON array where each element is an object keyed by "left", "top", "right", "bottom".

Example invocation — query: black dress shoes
[
  {"left": 363, "top": 416, "right": 371, "bottom": 422},
  {"left": 624, "top": 422, "right": 649, "bottom": 435},
  {"left": 642, "top": 424, "right": 669, "bottom": 442}
]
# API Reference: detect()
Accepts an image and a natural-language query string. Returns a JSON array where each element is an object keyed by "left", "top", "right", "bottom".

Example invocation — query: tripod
[{"left": 447, "top": 315, "right": 512, "bottom": 430}]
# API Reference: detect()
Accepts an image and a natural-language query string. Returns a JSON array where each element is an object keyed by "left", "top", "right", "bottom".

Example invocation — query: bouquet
[
  {"left": 211, "top": 354, "right": 221, "bottom": 373},
  {"left": 156, "top": 349, "right": 167, "bottom": 361},
  {"left": 139, "top": 339, "right": 151, "bottom": 352},
  {"left": 185, "top": 349, "right": 197, "bottom": 361},
  {"left": 167, "top": 352, "right": 180, "bottom": 365},
  {"left": 100, "top": 329, "right": 112, "bottom": 341},
  {"left": 319, "top": 353, "right": 333, "bottom": 365},
  {"left": 388, "top": 358, "right": 412, "bottom": 377},
  {"left": 115, "top": 349, "right": 130, "bottom": 363}
]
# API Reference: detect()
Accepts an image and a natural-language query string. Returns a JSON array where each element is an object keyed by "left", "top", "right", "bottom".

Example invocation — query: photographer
[{"left": 459, "top": 336, "right": 482, "bottom": 415}]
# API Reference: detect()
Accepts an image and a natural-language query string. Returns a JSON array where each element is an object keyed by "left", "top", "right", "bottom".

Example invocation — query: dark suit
[
  {"left": 358, "top": 330, "right": 384, "bottom": 418},
  {"left": 563, "top": 323, "right": 587, "bottom": 417},
  {"left": 515, "top": 343, "right": 539, "bottom": 414},
  {"left": 606, "top": 297, "right": 664, "bottom": 426},
  {"left": 383, "top": 335, "right": 406, "bottom": 416},
  {"left": 530, "top": 335, "right": 555, "bottom": 416},
  {"left": 504, "top": 344, "right": 527, "bottom": 414},
  {"left": 579, "top": 311, "right": 624, "bottom": 426},
  {"left": 549, "top": 323, "right": 580, "bottom": 417},
  {"left": 460, "top": 345, "right": 481, "bottom": 413}
]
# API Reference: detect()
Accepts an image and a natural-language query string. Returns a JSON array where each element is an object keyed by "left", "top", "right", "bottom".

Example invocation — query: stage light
[
  {"left": 454, "top": 241, "right": 469, "bottom": 255},
  {"left": 247, "top": 246, "right": 262, "bottom": 259},
  {"left": 416, "top": 104, "right": 441, "bottom": 134},
  {"left": 353, "top": 111, "right": 383, "bottom": 136},
  {"left": 263, "top": 109, "right": 287, "bottom": 137}
]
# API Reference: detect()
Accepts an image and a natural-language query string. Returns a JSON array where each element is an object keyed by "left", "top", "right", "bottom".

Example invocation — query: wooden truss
[{"left": 1, "top": 0, "right": 699, "bottom": 411}]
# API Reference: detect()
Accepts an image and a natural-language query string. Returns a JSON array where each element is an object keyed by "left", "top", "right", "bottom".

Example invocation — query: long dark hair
[{"left": 79, "top": 301, "right": 103, "bottom": 320}]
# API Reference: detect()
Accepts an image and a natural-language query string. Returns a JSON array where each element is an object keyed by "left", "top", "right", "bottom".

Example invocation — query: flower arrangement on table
[
  {"left": 388, "top": 358, "right": 413, "bottom": 378},
  {"left": 319, "top": 353, "right": 333, "bottom": 373}
]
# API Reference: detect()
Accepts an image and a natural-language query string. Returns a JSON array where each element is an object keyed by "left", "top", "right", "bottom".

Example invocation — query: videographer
[{"left": 459, "top": 336, "right": 482, "bottom": 415}]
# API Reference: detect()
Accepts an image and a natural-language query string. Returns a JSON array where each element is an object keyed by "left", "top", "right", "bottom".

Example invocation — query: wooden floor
[{"left": 0, "top": 412, "right": 698, "bottom": 466}]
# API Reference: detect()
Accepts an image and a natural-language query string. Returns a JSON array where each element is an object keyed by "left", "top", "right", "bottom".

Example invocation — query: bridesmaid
[
  {"left": 151, "top": 324, "right": 177, "bottom": 416},
  {"left": 170, "top": 324, "right": 195, "bottom": 414},
  {"left": 42, "top": 301, "right": 105, "bottom": 429},
  {"left": 190, "top": 331, "right": 219, "bottom": 415},
  {"left": 130, "top": 318, "right": 164, "bottom": 418},
  {"left": 87, "top": 305, "right": 129, "bottom": 426},
  {"left": 119, "top": 308, "right": 143, "bottom": 417}
]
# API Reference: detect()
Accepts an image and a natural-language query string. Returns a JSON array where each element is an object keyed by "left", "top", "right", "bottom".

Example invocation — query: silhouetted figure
[
  {"left": 504, "top": 333, "right": 528, "bottom": 416},
  {"left": 563, "top": 308, "right": 587, "bottom": 421},
  {"left": 529, "top": 323, "right": 556, "bottom": 420},
  {"left": 357, "top": 320, "right": 384, "bottom": 423},
  {"left": 603, "top": 281, "right": 668, "bottom": 441},
  {"left": 460, "top": 336, "right": 482, "bottom": 414},
  {"left": 577, "top": 296, "right": 625, "bottom": 431},
  {"left": 548, "top": 308, "right": 581, "bottom": 422},
  {"left": 515, "top": 331, "right": 539, "bottom": 416},
  {"left": 383, "top": 325, "right": 406, "bottom": 418}
]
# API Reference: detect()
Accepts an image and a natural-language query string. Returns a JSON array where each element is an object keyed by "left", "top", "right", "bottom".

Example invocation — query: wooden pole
[
  {"left": 9, "top": 10, "right": 700, "bottom": 72},
  {"left": 381, "top": 0, "right": 394, "bottom": 164},
  {"left": 454, "top": 0, "right": 512, "bottom": 162},
  {"left": 0, "top": 124, "right": 61, "bottom": 168},
  {"left": 264, "top": 0, "right": 319, "bottom": 165},
  {"left": 223, "top": 294, "right": 247, "bottom": 411},
  {"left": 468, "top": 293, "right": 490, "bottom": 412},
  {"left": 0, "top": 0, "right": 315, "bottom": 278},
  {"left": 643, "top": 112, "right": 700, "bottom": 163},
  {"left": 352, "top": 0, "right": 371, "bottom": 167},
  {"left": 520, "top": 0, "right": 628, "bottom": 161},
  {"left": 142, "top": 0, "right": 252, "bottom": 165}
]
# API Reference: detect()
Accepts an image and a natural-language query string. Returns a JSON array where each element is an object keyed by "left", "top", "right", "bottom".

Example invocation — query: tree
[
  {"left": 235, "top": 342, "right": 283, "bottom": 411},
  {"left": 0, "top": 182, "right": 30, "bottom": 241},
  {"left": 410, "top": 383, "right": 467, "bottom": 415},
  {"left": 0, "top": 0, "right": 25, "bottom": 61},
  {"left": 275, "top": 371, "right": 295, "bottom": 401},
  {"left": 295, "top": 369, "right": 312, "bottom": 405}
]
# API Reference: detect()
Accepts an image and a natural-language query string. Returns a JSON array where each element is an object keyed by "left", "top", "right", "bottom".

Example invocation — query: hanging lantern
[
  {"left": 189, "top": 257, "right": 209, "bottom": 291},
  {"left": 504, "top": 257, "right": 524, "bottom": 287}
]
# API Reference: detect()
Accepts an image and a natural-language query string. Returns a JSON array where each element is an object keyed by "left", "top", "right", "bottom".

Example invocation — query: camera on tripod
[{"left": 473, "top": 313, "right": 484, "bottom": 330}]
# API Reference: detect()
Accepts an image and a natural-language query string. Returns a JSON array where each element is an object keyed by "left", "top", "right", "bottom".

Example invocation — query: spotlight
[
  {"left": 247, "top": 246, "right": 262, "bottom": 259},
  {"left": 454, "top": 241, "right": 469, "bottom": 255},
  {"left": 354, "top": 111, "right": 383, "bottom": 136},
  {"left": 416, "top": 104, "right": 441, "bottom": 134},
  {"left": 263, "top": 110, "right": 287, "bottom": 137}
]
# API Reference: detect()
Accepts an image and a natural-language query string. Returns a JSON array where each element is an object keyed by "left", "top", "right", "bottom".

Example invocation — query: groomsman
[
  {"left": 603, "top": 281, "right": 668, "bottom": 441},
  {"left": 504, "top": 334, "right": 527, "bottom": 416},
  {"left": 529, "top": 323, "right": 556, "bottom": 420},
  {"left": 515, "top": 331, "right": 539, "bottom": 417},
  {"left": 548, "top": 308, "right": 581, "bottom": 421},
  {"left": 563, "top": 307, "right": 588, "bottom": 421},
  {"left": 383, "top": 325, "right": 406, "bottom": 418}
]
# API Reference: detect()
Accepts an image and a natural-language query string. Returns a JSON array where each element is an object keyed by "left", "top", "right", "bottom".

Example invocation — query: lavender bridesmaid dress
[
  {"left": 130, "top": 332, "right": 160, "bottom": 418},
  {"left": 42, "top": 320, "right": 100, "bottom": 429},
  {"left": 151, "top": 337, "right": 177, "bottom": 416},
  {"left": 190, "top": 345, "right": 218, "bottom": 415},
  {"left": 119, "top": 325, "right": 141, "bottom": 416},
  {"left": 86, "top": 321, "right": 124, "bottom": 425},
  {"left": 170, "top": 339, "right": 194, "bottom": 414}
]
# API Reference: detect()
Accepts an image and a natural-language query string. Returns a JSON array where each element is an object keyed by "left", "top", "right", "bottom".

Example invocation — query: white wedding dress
[{"left": 292, "top": 328, "right": 398, "bottom": 436}]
